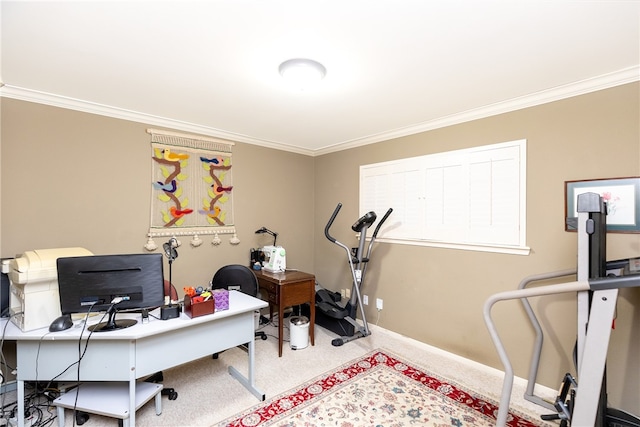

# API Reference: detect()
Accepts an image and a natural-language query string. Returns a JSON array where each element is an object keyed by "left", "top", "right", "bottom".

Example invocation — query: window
[{"left": 360, "top": 139, "right": 529, "bottom": 255}]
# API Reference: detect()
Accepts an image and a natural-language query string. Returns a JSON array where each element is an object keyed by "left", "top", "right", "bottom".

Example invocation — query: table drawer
[
  {"left": 259, "top": 280, "right": 279, "bottom": 300},
  {"left": 259, "top": 280, "right": 276, "bottom": 292}
]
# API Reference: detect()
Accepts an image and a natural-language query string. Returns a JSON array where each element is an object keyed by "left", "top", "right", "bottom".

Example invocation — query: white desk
[{"left": 2, "top": 290, "right": 268, "bottom": 427}]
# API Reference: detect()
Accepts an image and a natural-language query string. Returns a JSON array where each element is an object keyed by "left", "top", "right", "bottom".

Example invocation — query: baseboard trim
[{"left": 369, "top": 324, "right": 557, "bottom": 403}]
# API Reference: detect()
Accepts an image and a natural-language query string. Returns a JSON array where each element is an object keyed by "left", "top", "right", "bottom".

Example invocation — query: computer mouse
[{"left": 49, "top": 314, "right": 73, "bottom": 332}]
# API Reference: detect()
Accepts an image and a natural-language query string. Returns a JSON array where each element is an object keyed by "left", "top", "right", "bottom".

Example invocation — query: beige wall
[
  {"left": 313, "top": 82, "right": 640, "bottom": 412},
  {"left": 0, "top": 99, "right": 315, "bottom": 286},
  {"left": 1, "top": 82, "right": 639, "bottom": 412}
]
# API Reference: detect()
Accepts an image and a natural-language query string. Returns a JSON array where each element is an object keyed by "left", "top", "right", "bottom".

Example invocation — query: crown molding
[
  {"left": 315, "top": 66, "right": 640, "bottom": 156},
  {"left": 0, "top": 85, "right": 316, "bottom": 157},
  {"left": 2, "top": 65, "right": 637, "bottom": 157}
]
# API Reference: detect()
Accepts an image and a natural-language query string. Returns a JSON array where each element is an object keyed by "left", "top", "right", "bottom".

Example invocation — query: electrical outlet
[
  {"left": 345, "top": 288, "right": 351, "bottom": 298},
  {"left": 363, "top": 295, "right": 369, "bottom": 305},
  {"left": 376, "top": 298, "right": 383, "bottom": 310},
  {"left": 340, "top": 289, "right": 346, "bottom": 299}
]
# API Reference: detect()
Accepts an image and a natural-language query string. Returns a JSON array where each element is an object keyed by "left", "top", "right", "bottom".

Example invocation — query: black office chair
[{"left": 210, "top": 264, "right": 268, "bottom": 343}]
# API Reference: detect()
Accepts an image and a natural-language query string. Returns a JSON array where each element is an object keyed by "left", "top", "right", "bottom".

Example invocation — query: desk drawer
[
  {"left": 259, "top": 281, "right": 279, "bottom": 301},
  {"left": 266, "top": 293, "right": 277, "bottom": 304}
]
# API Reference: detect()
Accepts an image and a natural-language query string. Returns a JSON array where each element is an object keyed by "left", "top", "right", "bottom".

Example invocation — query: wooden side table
[{"left": 253, "top": 269, "right": 315, "bottom": 357}]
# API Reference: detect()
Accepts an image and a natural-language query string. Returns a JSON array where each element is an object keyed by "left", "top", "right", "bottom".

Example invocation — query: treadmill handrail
[
  {"left": 483, "top": 280, "right": 590, "bottom": 426},
  {"left": 517, "top": 269, "right": 576, "bottom": 411}
]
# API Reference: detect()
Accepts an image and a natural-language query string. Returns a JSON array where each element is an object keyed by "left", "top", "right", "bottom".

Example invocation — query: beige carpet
[
  {"left": 217, "top": 350, "right": 548, "bottom": 426},
  {"left": 28, "top": 320, "right": 555, "bottom": 427}
]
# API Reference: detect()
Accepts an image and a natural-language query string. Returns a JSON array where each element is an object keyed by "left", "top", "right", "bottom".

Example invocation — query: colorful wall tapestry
[{"left": 146, "top": 129, "right": 236, "bottom": 248}]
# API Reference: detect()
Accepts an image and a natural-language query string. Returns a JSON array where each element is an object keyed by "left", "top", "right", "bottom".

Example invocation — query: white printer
[{"left": 1, "top": 247, "right": 92, "bottom": 331}]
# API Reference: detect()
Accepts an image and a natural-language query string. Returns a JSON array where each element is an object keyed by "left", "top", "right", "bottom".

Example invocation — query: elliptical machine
[{"left": 316, "top": 203, "right": 392, "bottom": 346}]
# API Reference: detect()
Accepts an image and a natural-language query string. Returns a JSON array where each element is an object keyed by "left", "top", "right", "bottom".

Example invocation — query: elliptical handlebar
[
  {"left": 324, "top": 203, "right": 342, "bottom": 243},
  {"left": 325, "top": 204, "right": 393, "bottom": 244},
  {"left": 371, "top": 208, "right": 393, "bottom": 240}
]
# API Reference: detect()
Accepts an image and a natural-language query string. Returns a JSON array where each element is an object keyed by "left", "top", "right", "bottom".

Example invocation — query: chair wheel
[
  {"left": 162, "top": 388, "right": 178, "bottom": 400},
  {"left": 261, "top": 334, "right": 268, "bottom": 340},
  {"left": 75, "top": 411, "right": 90, "bottom": 425}
]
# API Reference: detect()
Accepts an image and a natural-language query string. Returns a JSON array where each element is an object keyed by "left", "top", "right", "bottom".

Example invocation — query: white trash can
[{"left": 289, "top": 316, "right": 309, "bottom": 350}]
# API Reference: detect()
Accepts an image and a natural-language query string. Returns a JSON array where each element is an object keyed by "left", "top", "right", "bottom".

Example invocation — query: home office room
[{"left": 1, "top": 2, "right": 639, "bottom": 427}]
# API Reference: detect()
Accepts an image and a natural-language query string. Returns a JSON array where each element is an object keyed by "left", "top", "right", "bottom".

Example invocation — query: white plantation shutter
[{"left": 360, "top": 140, "right": 528, "bottom": 254}]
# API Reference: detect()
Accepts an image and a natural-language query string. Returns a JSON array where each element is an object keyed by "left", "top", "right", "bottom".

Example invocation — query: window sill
[{"left": 376, "top": 238, "right": 531, "bottom": 256}]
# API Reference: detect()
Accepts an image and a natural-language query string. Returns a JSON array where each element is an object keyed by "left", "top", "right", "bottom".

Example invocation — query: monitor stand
[{"left": 89, "top": 306, "right": 137, "bottom": 332}]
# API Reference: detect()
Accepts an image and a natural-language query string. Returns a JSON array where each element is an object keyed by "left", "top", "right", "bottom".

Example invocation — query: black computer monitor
[{"left": 57, "top": 253, "right": 165, "bottom": 332}]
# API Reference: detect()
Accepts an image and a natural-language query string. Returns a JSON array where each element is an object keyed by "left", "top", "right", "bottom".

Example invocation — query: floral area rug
[{"left": 218, "top": 350, "right": 544, "bottom": 427}]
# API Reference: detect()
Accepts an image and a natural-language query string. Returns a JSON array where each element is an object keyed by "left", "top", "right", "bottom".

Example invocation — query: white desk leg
[
  {"left": 129, "top": 342, "right": 136, "bottom": 427},
  {"left": 128, "top": 378, "right": 136, "bottom": 427},
  {"left": 228, "top": 339, "right": 265, "bottom": 401},
  {"left": 17, "top": 380, "right": 25, "bottom": 427},
  {"left": 248, "top": 338, "right": 256, "bottom": 386},
  {"left": 56, "top": 406, "right": 65, "bottom": 427},
  {"left": 154, "top": 390, "right": 162, "bottom": 415}
]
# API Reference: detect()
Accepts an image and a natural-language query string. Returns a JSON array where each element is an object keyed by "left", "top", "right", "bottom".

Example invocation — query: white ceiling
[{"left": 1, "top": 1, "right": 639, "bottom": 156}]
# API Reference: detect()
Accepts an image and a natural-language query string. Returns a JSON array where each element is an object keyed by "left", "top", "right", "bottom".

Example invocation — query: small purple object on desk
[{"left": 212, "top": 289, "right": 229, "bottom": 311}]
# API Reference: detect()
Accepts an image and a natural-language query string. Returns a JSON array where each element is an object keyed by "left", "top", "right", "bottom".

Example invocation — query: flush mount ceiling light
[{"left": 279, "top": 58, "right": 326, "bottom": 89}]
